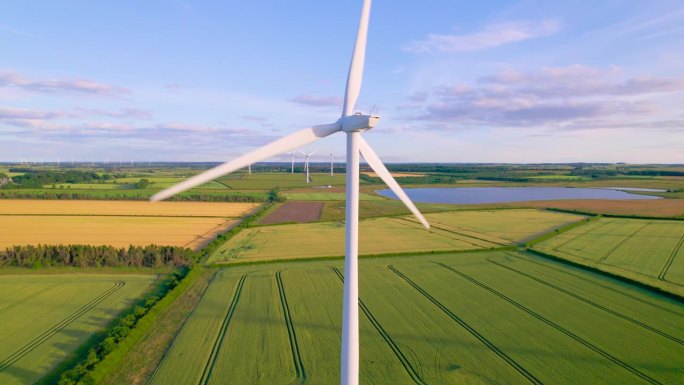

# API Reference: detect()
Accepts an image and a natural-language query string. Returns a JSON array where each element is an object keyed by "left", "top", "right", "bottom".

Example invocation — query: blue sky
[{"left": 2, "top": 0, "right": 683, "bottom": 163}]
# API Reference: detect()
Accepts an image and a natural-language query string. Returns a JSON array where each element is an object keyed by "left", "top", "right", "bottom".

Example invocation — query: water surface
[{"left": 377, "top": 187, "right": 662, "bottom": 204}]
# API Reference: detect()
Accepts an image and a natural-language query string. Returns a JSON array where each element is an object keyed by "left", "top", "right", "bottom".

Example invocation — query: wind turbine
[
  {"left": 150, "top": 1, "right": 429, "bottom": 384},
  {"left": 287, "top": 152, "right": 296, "bottom": 173},
  {"left": 330, "top": 151, "right": 335, "bottom": 176},
  {"left": 299, "top": 150, "right": 317, "bottom": 183}
]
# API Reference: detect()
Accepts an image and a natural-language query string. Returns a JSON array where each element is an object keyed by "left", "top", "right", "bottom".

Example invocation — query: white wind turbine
[
  {"left": 287, "top": 152, "right": 296, "bottom": 173},
  {"left": 330, "top": 150, "right": 335, "bottom": 176},
  {"left": 150, "top": 1, "right": 429, "bottom": 384},
  {"left": 299, "top": 149, "right": 317, "bottom": 183}
]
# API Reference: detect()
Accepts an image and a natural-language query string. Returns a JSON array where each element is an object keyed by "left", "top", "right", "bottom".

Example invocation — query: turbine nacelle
[{"left": 340, "top": 113, "right": 379, "bottom": 133}]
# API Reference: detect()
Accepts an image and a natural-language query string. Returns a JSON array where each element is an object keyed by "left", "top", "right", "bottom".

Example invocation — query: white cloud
[
  {"left": 404, "top": 20, "right": 560, "bottom": 53},
  {"left": 0, "top": 71, "right": 129, "bottom": 96},
  {"left": 402, "top": 65, "right": 684, "bottom": 132},
  {"left": 290, "top": 94, "right": 342, "bottom": 108}
]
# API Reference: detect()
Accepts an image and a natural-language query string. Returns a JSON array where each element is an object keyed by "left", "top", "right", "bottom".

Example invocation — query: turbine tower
[
  {"left": 150, "top": 1, "right": 429, "bottom": 384},
  {"left": 287, "top": 152, "right": 296, "bottom": 173},
  {"left": 300, "top": 150, "right": 317, "bottom": 183},
  {"left": 330, "top": 151, "right": 335, "bottom": 176}
]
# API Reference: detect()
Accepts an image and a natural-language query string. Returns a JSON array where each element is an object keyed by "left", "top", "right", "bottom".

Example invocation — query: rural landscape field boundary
[{"left": 525, "top": 249, "right": 684, "bottom": 302}]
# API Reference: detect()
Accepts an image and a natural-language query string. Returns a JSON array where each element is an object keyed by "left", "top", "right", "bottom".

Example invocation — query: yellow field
[
  {"left": 0, "top": 200, "right": 258, "bottom": 250},
  {"left": 0, "top": 216, "right": 236, "bottom": 250},
  {"left": 0, "top": 200, "right": 258, "bottom": 217}
]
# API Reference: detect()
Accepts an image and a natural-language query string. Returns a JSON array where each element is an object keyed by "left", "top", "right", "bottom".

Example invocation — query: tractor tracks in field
[
  {"left": 330, "top": 267, "right": 426, "bottom": 385},
  {"left": 0, "top": 281, "right": 125, "bottom": 372},
  {"left": 275, "top": 271, "right": 306, "bottom": 384},
  {"left": 596, "top": 223, "right": 650, "bottom": 264},
  {"left": 486, "top": 258, "right": 683, "bottom": 346},
  {"left": 387, "top": 265, "right": 543, "bottom": 385},
  {"left": 435, "top": 262, "right": 663, "bottom": 385},
  {"left": 658, "top": 234, "right": 684, "bottom": 282},
  {"left": 397, "top": 217, "right": 508, "bottom": 248},
  {"left": 515, "top": 253, "right": 684, "bottom": 317},
  {"left": 198, "top": 273, "right": 247, "bottom": 385},
  {"left": 0, "top": 285, "right": 55, "bottom": 315}
]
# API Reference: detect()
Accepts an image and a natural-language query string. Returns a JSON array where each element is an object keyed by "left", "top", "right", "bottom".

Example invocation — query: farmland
[
  {"left": 150, "top": 251, "right": 684, "bottom": 384},
  {"left": 207, "top": 209, "right": 582, "bottom": 263},
  {"left": 282, "top": 192, "right": 381, "bottom": 201},
  {"left": 533, "top": 217, "right": 684, "bottom": 295},
  {"left": 219, "top": 173, "right": 347, "bottom": 190},
  {"left": 0, "top": 200, "right": 258, "bottom": 250},
  {"left": 0, "top": 274, "right": 156, "bottom": 385},
  {"left": 259, "top": 202, "right": 324, "bottom": 225}
]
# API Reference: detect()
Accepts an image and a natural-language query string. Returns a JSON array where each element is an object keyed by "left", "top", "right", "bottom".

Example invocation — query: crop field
[
  {"left": 0, "top": 274, "right": 156, "bottom": 385},
  {"left": 260, "top": 202, "right": 324, "bottom": 225},
  {"left": 499, "top": 199, "right": 684, "bottom": 218},
  {"left": 0, "top": 200, "right": 258, "bottom": 217},
  {"left": 218, "top": 173, "right": 347, "bottom": 190},
  {"left": 362, "top": 171, "right": 426, "bottom": 178},
  {"left": 0, "top": 200, "right": 258, "bottom": 250},
  {"left": 533, "top": 217, "right": 684, "bottom": 295},
  {"left": 207, "top": 209, "right": 581, "bottom": 263},
  {"left": 150, "top": 251, "right": 684, "bottom": 384},
  {"left": 282, "top": 192, "right": 381, "bottom": 201}
]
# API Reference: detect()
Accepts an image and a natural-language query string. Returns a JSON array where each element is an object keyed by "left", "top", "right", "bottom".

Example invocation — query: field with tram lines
[
  {"left": 207, "top": 209, "right": 581, "bottom": 263},
  {"left": 532, "top": 217, "right": 684, "bottom": 295},
  {"left": 149, "top": 251, "right": 684, "bottom": 385},
  {"left": 0, "top": 274, "right": 156, "bottom": 385}
]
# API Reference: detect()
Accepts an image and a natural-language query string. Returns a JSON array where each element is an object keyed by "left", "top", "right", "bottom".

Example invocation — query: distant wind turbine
[
  {"left": 287, "top": 152, "right": 296, "bottom": 173},
  {"left": 299, "top": 150, "right": 317, "bottom": 183},
  {"left": 150, "top": 1, "right": 429, "bottom": 384},
  {"left": 330, "top": 151, "right": 335, "bottom": 176}
]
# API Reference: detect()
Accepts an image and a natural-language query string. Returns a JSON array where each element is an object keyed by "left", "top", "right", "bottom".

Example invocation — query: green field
[
  {"left": 219, "top": 173, "right": 348, "bottom": 190},
  {"left": 207, "top": 209, "right": 582, "bottom": 263},
  {"left": 283, "top": 192, "right": 381, "bottom": 201},
  {"left": 150, "top": 251, "right": 684, "bottom": 384},
  {"left": 0, "top": 274, "right": 156, "bottom": 385},
  {"left": 532, "top": 217, "right": 684, "bottom": 295}
]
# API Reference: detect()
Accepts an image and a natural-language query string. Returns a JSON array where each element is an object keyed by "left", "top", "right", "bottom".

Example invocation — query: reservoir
[{"left": 377, "top": 187, "right": 662, "bottom": 204}]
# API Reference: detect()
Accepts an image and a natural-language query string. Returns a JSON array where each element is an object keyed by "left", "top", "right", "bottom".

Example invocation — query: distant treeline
[
  {"left": 0, "top": 190, "right": 271, "bottom": 202},
  {"left": 4, "top": 170, "right": 117, "bottom": 188},
  {"left": 0, "top": 244, "right": 196, "bottom": 268}
]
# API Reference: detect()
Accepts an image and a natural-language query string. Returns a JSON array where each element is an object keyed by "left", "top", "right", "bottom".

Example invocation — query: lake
[{"left": 377, "top": 187, "right": 662, "bottom": 204}]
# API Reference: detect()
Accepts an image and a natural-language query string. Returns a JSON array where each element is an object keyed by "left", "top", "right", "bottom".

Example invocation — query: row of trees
[
  {"left": 5, "top": 170, "right": 115, "bottom": 188},
  {"left": 0, "top": 244, "right": 196, "bottom": 268},
  {"left": 0, "top": 190, "right": 270, "bottom": 202}
]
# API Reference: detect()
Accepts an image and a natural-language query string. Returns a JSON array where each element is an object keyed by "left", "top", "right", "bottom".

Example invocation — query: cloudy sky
[{"left": 2, "top": 0, "right": 683, "bottom": 163}]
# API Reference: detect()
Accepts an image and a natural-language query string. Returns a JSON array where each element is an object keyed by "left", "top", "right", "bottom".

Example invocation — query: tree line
[
  {"left": 4, "top": 170, "right": 115, "bottom": 188},
  {"left": 0, "top": 190, "right": 271, "bottom": 202},
  {"left": 0, "top": 244, "right": 197, "bottom": 268}
]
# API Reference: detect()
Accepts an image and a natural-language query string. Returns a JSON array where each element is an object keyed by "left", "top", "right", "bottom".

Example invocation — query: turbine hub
[{"left": 340, "top": 113, "right": 379, "bottom": 133}]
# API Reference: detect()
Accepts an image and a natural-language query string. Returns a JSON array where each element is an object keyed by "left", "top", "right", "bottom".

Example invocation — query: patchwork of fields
[
  {"left": 208, "top": 209, "right": 581, "bottom": 263},
  {"left": 282, "top": 192, "right": 381, "bottom": 201},
  {"left": 219, "top": 173, "right": 347, "bottom": 190},
  {"left": 533, "top": 217, "right": 684, "bottom": 295},
  {"left": 0, "top": 200, "right": 258, "bottom": 250},
  {"left": 150, "top": 251, "right": 684, "bottom": 384},
  {"left": 0, "top": 274, "right": 156, "bottom": 385}
]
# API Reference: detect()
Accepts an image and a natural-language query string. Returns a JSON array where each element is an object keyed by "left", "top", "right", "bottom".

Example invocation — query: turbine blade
[
  {"left": 358, "top": 136, "right": 430, "bottom": 230},
  {"left": 342, "top": 0, "right": 371, "bottom": 117},
  {"left": 151, "top": 122, "right": 341, "bottom": 201}
]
